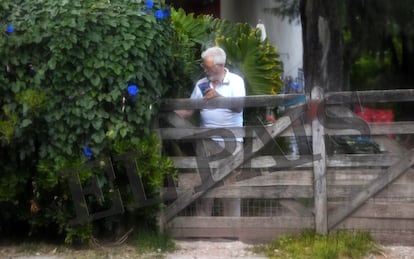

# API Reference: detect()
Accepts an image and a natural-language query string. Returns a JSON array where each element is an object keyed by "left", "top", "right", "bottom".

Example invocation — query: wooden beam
[
  {"left": 160, "top": 89, "right": 414, "bottom": 111},
  {"left": 171, "top": 154, "right": 402, "bottom": 169},
  {"left": 170, "top": 216, "right": 314, "bottom": 229},
  {"left": 325, "top": 89, "right": 414, "bottom": 104},
  {"left": 312, "top": 86, "right": 328, "bottom": 234},
  {"left": 328, "top": 148, "right": 414, "bottom": 230},
  {"left": 203, "top": 185, "right": 313, "bottom": 199},
  {"left": 160, "top": 94, "right": 304, "bottom": 111},
  {"left": 159, "top": 121, "right": 414, "bottom": 141}
]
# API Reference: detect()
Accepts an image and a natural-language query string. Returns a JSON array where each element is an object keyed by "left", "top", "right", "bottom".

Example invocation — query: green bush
[{"left": 0, "top": 0, "right": 176, "bottom": 243}]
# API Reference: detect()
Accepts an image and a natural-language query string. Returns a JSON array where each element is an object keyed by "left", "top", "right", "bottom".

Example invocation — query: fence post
[{"left": 311, "top": 86, "right": 328, "bottom": 234}]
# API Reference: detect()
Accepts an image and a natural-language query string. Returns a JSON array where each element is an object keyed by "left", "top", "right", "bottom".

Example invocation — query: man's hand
[
  {"left": 203, "top": 88, "right": 221, "bottom": 100},
  {"left": 175, "top": 109, "right": 194, "bottom": 118}
]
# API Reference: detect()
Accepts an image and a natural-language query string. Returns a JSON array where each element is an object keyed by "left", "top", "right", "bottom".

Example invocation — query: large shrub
[{"left": 0, "top": 0, "right": 176, "bottom": 243}]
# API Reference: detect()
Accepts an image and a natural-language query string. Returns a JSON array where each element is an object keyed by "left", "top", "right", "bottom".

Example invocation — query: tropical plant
[{"left": 170, "top": 8, "right": 284, "bottom": 96}]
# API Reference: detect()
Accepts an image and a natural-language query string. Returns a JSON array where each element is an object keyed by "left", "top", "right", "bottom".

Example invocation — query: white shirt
[{"left": 190, "top": 68, "right": 245, "bottom": 141}]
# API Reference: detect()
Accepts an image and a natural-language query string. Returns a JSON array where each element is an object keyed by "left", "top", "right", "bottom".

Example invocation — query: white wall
[{"left": 220, "top": 0, "right": 303, "bottom": 78}]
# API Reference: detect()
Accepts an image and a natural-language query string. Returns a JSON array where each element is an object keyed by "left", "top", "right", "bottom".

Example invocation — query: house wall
[{"left": 221, "top": 0, "right": 303, "bottom": 79}]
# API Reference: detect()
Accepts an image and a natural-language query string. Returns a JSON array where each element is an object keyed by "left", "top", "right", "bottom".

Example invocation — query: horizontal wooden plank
[
  {"left": 159, "top": 122, "right": 414, "bottom": 140},
  {"left": 170, "top": 227, "right": 304, "bottom": 243},
  {"left": 170, "top": 216, "right": 314, "bottom": 229},
  {"left": 160, "top": 94, "right": 304, "bottom": 111},
  {"left": 325, "top": 89, "right": 414, "bottom": 104},
  {"left": 327, "top": 154, "right": 401, "bottom": 168},
  {"left": 334, "top": 217, "right": 414, "bottom": 231},
  {"left": 328, "top": 169, "right": 414, "bottom": 185},
  {"left": 233, "top": 168, "right": 413, "bottom": 187},
  {"left": 160, "top": 89, "right": 414, "bottom": 111},
  {"left": 174, "top": 167, "right": 413, "bottom": 189},
  {"left": 171, "top": 154, "right": 404, "bottom": 169},
  {"left": 182, "top": 181, "right": 414, "bottom": 200},
  {"left": 233, "top": 171, "right": 313, "bottom": 186},
  {"left": 368, "top": 230, "right": 414, "bottom": 246},
  {"left": 328, "top": 201, "right": 414, "bottom": 219},
  {"left": 203, "top": 186, "right": 313, "bottom": 199},
  {"left": 327, "top": 183, "right": 414, "bottom": 199}
]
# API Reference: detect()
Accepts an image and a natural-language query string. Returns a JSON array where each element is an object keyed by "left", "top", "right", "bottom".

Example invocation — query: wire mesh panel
[{"left": 241, "top": 199, "right": 284, "bottom": 217}]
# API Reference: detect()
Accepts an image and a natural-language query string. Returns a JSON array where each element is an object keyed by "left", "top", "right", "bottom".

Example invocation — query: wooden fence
[{"left": 156, "top": 87, "right": 414, "bottom": 245}]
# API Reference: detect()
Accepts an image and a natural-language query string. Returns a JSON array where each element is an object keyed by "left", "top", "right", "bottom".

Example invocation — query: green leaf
[
  {"left": 112, "top": 64, "right": 122, "bottom": 75},
  {"left": 88, "top": 31, "right": 101, "bottom": 43},
  {"left": 83, "top": 68, "right": 93, "bottom": 79},
  {"left": 90, "top": 76, "right": 101, "bottom": 87},
  {"left": 48, "top": 58, "right": 57, "bottom": 70},
  {"left": 120, "top": 127, "right": 128, "bottom": 138},
  {"left": 91, "top": 119, "right": 102, "bottom": 130},
  {"left": 91, "top": 131, "right": 105, "bottom": 144}
]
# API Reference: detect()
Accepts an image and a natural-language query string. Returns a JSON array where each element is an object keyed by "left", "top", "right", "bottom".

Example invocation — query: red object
[
  {"left": 266, "top": 114, "right": 276, "bottom": 122},
  {"left": 356, "top": 107, "right": 394, "bottom": 138},
  {"left": 356, "top": 107, "right": 394, "bottom": 123},
  {"left": 307, "top": 100, "right": 321, "bottom": 121}
]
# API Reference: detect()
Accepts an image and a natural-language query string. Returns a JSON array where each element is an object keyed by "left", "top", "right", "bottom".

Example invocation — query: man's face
[{"left": 202, "top": 57, "right": 223, "bottom": 82}]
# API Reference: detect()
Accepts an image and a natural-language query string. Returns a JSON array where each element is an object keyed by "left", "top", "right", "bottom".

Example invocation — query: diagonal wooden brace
[
  {"left": 161, "top": 106, "right": 306, "bottom": 223},
  {"left": 328, "top": 148, "right": 414, "bottom": 230}
]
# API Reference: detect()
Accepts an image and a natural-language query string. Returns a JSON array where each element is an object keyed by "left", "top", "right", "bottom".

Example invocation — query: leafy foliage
[
  {"left": 170, "top": 8, "right": 283, "bottom": 96},
  {"left": 0, "top": 0, "right": 176, "bottom": 243},
  {"left": 267, "top": 0, "right": 414, "bottom": 90}
]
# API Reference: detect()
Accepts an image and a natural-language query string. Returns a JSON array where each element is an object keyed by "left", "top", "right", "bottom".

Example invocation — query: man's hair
[{"left": 201, "top": 46, "right": 226, "bottom": 65}]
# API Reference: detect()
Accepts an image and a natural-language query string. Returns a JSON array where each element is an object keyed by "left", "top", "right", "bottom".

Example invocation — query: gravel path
[
  {"left": 2, "top": 239, "right": 414, "bottom": 258},
  {"left": 161, "top": 240, "right": 414, "bottom": 259},
  {"left": 163, "top": 239, "right": 266, "bottom": 259}
]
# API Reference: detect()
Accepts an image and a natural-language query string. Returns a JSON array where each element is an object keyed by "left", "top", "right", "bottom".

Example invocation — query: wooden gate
[{"left": 157, "top": 87, "right": 414, "bottom": 245}]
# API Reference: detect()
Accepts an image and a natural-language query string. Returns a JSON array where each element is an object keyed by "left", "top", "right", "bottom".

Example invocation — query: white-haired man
[{"left": 176, "top": 46, "right": 246, "bottom": 216}]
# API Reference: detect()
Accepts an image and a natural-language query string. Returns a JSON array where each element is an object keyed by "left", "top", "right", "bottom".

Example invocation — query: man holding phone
[{"left": 175, "top": 46, "right": 246, "bottom": 216}]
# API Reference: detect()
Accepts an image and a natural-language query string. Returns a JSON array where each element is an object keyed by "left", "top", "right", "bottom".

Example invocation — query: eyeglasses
[
  {"left": 200, "top": 63, "right": 216, "bottom": 70},
  {"left": 200, "top": 63, "right": 223, "bottom": 70}
]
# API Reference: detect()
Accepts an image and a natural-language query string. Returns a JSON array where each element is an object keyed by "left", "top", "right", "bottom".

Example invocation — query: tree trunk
[
  {"left": 301, "top": 0, "right": 345, "bottom": 92},
  {"left": 401, "top": 33, "right": 414, "bottom": 86}
]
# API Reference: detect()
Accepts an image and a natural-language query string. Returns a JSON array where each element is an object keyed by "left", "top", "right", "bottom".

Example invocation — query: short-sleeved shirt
[{"left": 190, "top": 68, "right": 245, "bottom": 141}]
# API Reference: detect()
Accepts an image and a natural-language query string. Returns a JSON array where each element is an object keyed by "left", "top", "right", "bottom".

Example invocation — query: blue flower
[
  {"left": 145, "top": 0, "right": 154, "bottom": 9},
  {"left": 155, "top": 10, "right": 164, "bottom": 20},
  {"left": 83, "top": 147, "right": 93, "bottom": 157},
  {"left": 128, "top": 84, "right": 139, "bottom": 96},
  {"left": 6, "top": 25, "right": 14, "bottom": 33},
  {"left": 163, "top": 9, "right": 171, "bottom": 18}
]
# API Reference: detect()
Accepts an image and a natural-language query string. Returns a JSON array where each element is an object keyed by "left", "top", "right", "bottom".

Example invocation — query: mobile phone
[{"left": 198, "top": 83, "right": 210, "bottom": 96}]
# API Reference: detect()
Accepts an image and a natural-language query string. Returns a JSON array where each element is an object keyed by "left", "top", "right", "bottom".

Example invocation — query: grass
[
  {"left": 133, "top": 228, "right": 177, "bottom": 255},
  {"left": 252, "top": 229, "right": 384, "bottom": 259}
]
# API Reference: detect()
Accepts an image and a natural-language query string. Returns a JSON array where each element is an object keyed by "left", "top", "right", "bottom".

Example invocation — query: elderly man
[{"left": 176, "top": 46, "right": 246, "bottom": 216}]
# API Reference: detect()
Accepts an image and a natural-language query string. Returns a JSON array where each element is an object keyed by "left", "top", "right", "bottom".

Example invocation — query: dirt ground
[{"left": 1, "top": 239, "right": 413, "bottom": 259}]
